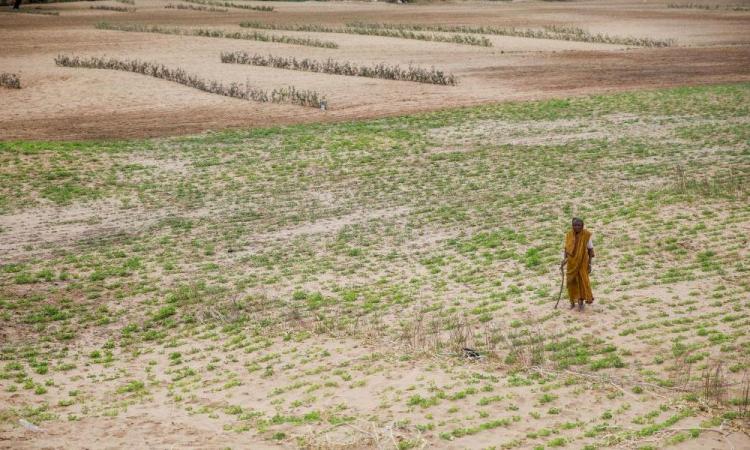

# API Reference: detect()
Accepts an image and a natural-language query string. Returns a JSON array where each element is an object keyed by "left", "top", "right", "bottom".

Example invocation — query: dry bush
[
  {"left": 739, "top": 372, "right": 750, "bottom": 418},
  {"left": 502, "top": 325, "right": 548, "bottom": 368},
  {"left": 95, "top": 22, "right": 338, "bottom": 48},
  {"left": 348, "top": 22, "right": 674, "bottom": 47},
  {"left": 0, "top": 73, "right": 21, "bottom": 89},
  {"left": 395, "top": 311, "right": 555, "bottom": 367},
  {"left": 54, "top": 54, "right": 327, "bottom": 108},
  {"left": 297, "top": 420, "right": 421, "bottom": 450},
  {"left": 239, "top": 21, "right": 492, "bottom": 47},
  {"left": 221, "top": 52, "right": 457, "bottom": 85},
  {"left": 90, "top": 5, "right": 134, "bottom": 12},
  {"left": 396, "top": 310, "right": 469, "bottom": 357},
  {"left": 671, "top": 352, "right": 694, "bottom": 389},
  {"left": 182, "top": 0, "right": 273, "bottom": 11},
  {"left": 702, "top": 360, "right": 726, "bottom": 405},
  {"left": 165, "top": 3, "right": 227, "bottom": 12}
]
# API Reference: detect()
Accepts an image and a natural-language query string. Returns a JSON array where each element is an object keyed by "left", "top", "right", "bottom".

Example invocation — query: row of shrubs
[
  {"left": 26, "top": 0, "right": 97, "bottom": 2},
  {"left": 238, "top": 22, "right": 493, "bottom": 47},
  {"left": 90, "top": 5, "right": 134, "bottom": 12},
  {"left": 667, "top": 3, "right": 750, "bottom": 10},
  {"left": 95, "top": 22, "right": 338, "bottom": 49},
  {"left": 54, "top": 55, "right": 327, "bottom": 108},
  {"left": 221, "top": 51, "right": 457, "bottom": 85},
  {"left": 0, "top": 73, "right": 21, "bottom": 89},
  {"left": 165, "top": 3, "right": 228, "bottom": 12},
  {"left": 181, "top": 0, "right": 273, "bottom": 11},
  {"left": 7, "top": 8, "right": 59, "bottom": 15},
  {"left": 346, "top": 22, "right": 674, "bottom": 48}
]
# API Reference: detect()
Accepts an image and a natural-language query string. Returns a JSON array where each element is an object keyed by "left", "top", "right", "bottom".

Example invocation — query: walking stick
[{"left": 554, "top": 264, "right": 565, "bottom": 309}]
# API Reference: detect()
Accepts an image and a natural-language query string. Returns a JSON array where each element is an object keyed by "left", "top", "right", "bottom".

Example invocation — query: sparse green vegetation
[{"left": 1, "top": 82, "right": 749, "bottom": 448}]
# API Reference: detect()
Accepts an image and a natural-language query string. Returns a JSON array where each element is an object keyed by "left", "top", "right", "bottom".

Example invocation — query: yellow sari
[{"left": 564, "top": 229, "right": 593, "bottom": 304}]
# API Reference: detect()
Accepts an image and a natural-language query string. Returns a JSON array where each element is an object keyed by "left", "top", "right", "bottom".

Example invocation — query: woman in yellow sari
[{"left": 560, "top": 218, "right": 595, "bottom": 311}]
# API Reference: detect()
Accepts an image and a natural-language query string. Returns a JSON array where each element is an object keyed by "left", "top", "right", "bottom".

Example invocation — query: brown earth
[{"left": 1, "top": 0, "right": 750, "bottom": 140}]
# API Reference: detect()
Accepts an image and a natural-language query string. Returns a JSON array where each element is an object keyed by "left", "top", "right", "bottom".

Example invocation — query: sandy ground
[{"left": 1, "top": 0, "right": 750, "bottom": 140}]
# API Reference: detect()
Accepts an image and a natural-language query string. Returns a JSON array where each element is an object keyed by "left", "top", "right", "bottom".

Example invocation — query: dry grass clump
[
  {"left": 95, "top": 22, "right": 337, "bottom": 48},
  {"left": 165, "top": 3, "right": 228, "bottom": 12},
  {"left": 54, "top": 54, "right": 327, "bottom": 108},
  {"left": 348, "top": 22, "right": 674, "bottom": 47},
  {"left": 90, "top": 5, "right": 135, "bottom": 12},
  {"left": 239, "top": 21, "right": 493, "bottom": 47},
  {"left": 221, "top": 52, "right": 457, "bottom": 85},
  {"left": 181, "top": 0, "right": 273, "bottom": 11},
  {"left": 0, "top": 73, "right": 21, "bottom": 89}
]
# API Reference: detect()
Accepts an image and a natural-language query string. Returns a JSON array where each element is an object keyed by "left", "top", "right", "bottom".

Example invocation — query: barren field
[
  {"left": 2, "top": 1, "right": 750, "bottom": 450},
  {"left": 1, "top": 0, "right": 750, "bottom": 139}
]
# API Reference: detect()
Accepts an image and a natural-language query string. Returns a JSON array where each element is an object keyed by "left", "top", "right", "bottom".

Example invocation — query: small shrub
[
  {"left": 0, "top": 73, "right": 21, "bottom": 89},
  {"left": 117, "top": 380, "right": 145, "bottom": 394},
  {"left": 590, "top": 354, "right": 626, "bottom": 370}
]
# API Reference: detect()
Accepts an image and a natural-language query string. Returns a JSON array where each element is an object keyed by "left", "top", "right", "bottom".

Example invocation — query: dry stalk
[{"left": 703, "top": 360, "right": 727, "bottom": 405}]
